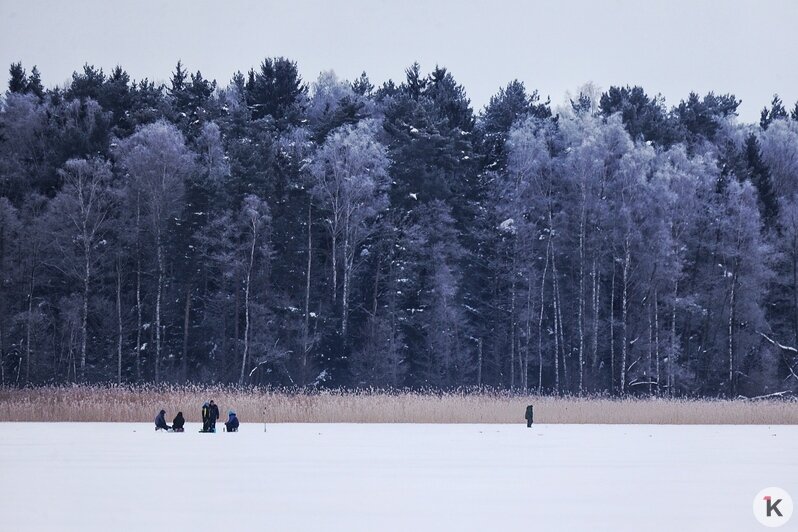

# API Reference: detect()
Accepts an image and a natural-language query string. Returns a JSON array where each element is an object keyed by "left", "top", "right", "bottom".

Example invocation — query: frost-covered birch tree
[
  {"left": 237, "top": 194, "right": 271, "bottom": 384},
  {"left": 47, "top": 157, "right": 116, "bottom": 381},
  {"left": 117, "top": 121, "right": 193, "bottom": 383},
  {"left": 310, "top": 119, "right": 389, "bottom": 339}
]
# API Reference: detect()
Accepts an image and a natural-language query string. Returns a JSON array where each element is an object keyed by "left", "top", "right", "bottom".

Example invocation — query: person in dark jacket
[
  {"left": 201, "top": 402, "right": 211, "bottom": 432},
  {"left": 225, "top": 410, "right": 239, "bottom": 432},
  {"left": 525, "top": 405, "right": 534, "bottom": 428},
  {"left": 172, "top": 411, "right": 185, "bottom": 432},
  {"left": 155, "top": 409, "right": 170, "bottom": 431},
  {"left": 209, "top": 400, "right": 220, "bottom": 432}
]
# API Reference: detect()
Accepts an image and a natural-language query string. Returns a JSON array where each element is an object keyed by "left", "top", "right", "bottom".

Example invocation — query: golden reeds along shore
[{"left": 0, "top": 385, "right": 796, "bottom": 424}]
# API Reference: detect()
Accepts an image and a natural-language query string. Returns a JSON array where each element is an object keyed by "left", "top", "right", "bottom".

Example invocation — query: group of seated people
[{"left": 154, "top": 407, "right": 239, "bottom": 432}]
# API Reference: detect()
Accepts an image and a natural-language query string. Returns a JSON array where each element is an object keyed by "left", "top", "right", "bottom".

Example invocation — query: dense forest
[{"left": 2, "top": 59, "right": 798, "bottom": 396}]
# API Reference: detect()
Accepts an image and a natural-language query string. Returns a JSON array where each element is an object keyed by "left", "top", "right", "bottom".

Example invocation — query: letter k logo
[
  {"left": 765, "top": 496, "right": 783, "bottom": 518},
  {"left": 754, "top": 487, "right": 792, "bottom": 527}
]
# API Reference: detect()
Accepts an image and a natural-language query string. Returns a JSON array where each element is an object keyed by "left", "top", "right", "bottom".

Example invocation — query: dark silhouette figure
[
  {"left": 155, "top": 409, "right": 171, "bottom": 431},
  {"left": 225, "top": 410, "right": 240, "bottom": 432},
  {"left": 525, "top": 405, "right": 534, "bottom": 428},
  {"left": 172, "top": 411, "right": 185, "bottom": 432},
  {"left": 209, "top": 400, "right": 220, "bottom": 432},
  {"left": 201, "top": 402, "right": 211, "bottom": 432}
]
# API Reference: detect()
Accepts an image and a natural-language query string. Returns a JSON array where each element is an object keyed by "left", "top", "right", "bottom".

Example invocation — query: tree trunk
[
  {"left": 477, "top": 337, "right": 483, "bottom": 387},
  {"left": 24, "top": 237, "right": 39, "bottom": 382},
  {"left": 155, "top": 233, "right": 163, "bottom": 384},
  {"left": 240, "top": 218, "right": 257, "bottom": 385},
  {"left": 181, "top": 282, "right": 191, "bottom": 382},
  {"left": 537, "top": 239, "right": 550, "bottom": 392},
  {"left": 64, "top": 326, "right": 75, "bottom": 382},
  {"left": 80, "top": 243, "right": 90, "bottom": 381},
  {"left": 331, "top": 232, "right": 338, "bottom": 303},
  {"left": 372, "top": 259, "right": 380, "bottom": 319},
  {"left": 552, "top": 255, "right": 560, "bottom": 395},
  {"left": 116, "top": 259, "right": 123, "bottom": 385},
  {"left": 509, "top": 239, "right": 517, "bottom": 389},
  {"left": 793, "top": 237, "right": 798, "bottom": 346},
  {"left": 578, "top": 186, "right": 586, "bottom": 394},
  {"left": 670, "top": 281, "right": 678, "bottom": 396},
  {"left": 233, "top": 268, "right": 240, "bottom": 380},
  {"left": 654, "top": 288, "right": 660, "bottom": 395},
  {"left": 387, "top": 255, "right": 399, "bottom": 385},
  {"left": 524, "top": 271, "right": 533, "bottom": 391},
  {"left": 221, "top": 292, "right": 228, "bottom": 381},
  {"left": 621, "top": 235, "right": 630, "bottom": 396},
  {"left": 610, "top": 258, "right": 616, "bottom": 394},
  {"left": 302, "top": 201, "right": 312, "bottom": 386},
  {"left": 342, "top": 231, "right": 351, "bottom": 339},
  {"left": 135, "top": 194, "right": 142, "bottom": 382},
  {"left": 647, "top": 300, "right": 653, "bottom": 395},
  {"left": 591, "top": 257, "right": 600, "bottom": 379},
  {"left": 552, "top": 249, "right": 567, "bottom": 392},
  {"left": 25, "top": 269, "right": 34, "bottom": 384},
  {"left": 728, "top": 271, "right": 736, "bottom": 396}
]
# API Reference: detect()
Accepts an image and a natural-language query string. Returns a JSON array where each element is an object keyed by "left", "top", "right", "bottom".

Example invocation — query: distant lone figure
[
  {"left": 225, "top": 410, "right": 239, "bottom": 432},
  {"left": 209, "top": 400, "right": 220, "bottom": 432},
  {"left": 201, "top": 402, "right": 211, "bottom": 432},
  {"left": 155, "top": 409, "right": 171, "bottom": 431},
  {"left": 525, "top": 405, "right": 534, "bottom": 428},
  {"left": 172, "top": 411, "right": 185, "bottom": 432}
]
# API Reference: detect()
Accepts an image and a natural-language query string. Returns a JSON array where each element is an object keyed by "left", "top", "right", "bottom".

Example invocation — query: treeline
[{"left": 2, "top": 60, "right": 798, "bottom": 397}]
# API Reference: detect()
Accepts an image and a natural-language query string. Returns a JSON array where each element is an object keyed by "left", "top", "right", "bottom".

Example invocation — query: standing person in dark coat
[
  {"left": 172, "top": 411, "right": 185, "bottom": 432},
  {"left": 201, "top": 402, "right": 211, "bottom": 432},
  {"left": 155, "top": 409, "right": 170, "bottom": 431},
  {"left": 209, "top": 400, "right": 220, "bottom": 432},
  {"left": 224, "top": 410, "right": 239, "bottom": 432}
]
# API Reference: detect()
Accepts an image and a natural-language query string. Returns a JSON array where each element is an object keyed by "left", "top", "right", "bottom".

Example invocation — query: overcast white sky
[{"left": 1, "top": 0, "right": 796, "bottom": 123}]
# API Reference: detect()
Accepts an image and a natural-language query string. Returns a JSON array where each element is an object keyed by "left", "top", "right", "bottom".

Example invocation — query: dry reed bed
[{"left": 0, "top": 386, "right": 796, "bottom": 424}]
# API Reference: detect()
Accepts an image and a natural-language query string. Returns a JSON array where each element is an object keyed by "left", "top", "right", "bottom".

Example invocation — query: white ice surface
[{"left": 1, "top": 423, "right": 796, "bottom": 532}]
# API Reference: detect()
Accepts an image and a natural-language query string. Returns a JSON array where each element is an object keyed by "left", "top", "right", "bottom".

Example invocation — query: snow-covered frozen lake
[{"left": 0, "top": 423, "right": 795, "bottom": 531}]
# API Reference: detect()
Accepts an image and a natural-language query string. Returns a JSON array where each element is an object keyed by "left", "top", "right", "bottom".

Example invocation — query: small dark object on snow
[
  {"left": 155, "top": 409, "right": 171, "bottom": 431},
  {"left": 225, "top": 410, "right": 239, "bottom": 432},
  {"left": 172, "top": 412, "right": 185, "bottom": 432},
  {"left": 525, "top": 405, "right": 534, "bottom": 428}
]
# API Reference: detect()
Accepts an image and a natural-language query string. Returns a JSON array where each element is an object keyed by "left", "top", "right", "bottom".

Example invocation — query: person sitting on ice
[
  {"left": 172, "top": 411, "right": 185, "bottom": 432},
  {"left": 154, "top": 409, "right": 171, "bottom": 431},
  {"left": 225, "top": 410, "right": 239, "bottom": 432}
]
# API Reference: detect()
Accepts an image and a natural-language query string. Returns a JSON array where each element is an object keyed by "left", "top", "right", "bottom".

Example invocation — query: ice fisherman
[
  {"left": 209, "top": 400, "right": 220, "bottom": 432},
  {"left": 155, "top": 409, "right": 171, "bottom": 431},
  {"left": 225, "top": 410, "right": 239, "bottom": 432},
  {"left": 201, "top": 401, "right": 211, "bottom": 432},
  {"left": 172, "top": 411, "right": 185, "bottom": 432}
]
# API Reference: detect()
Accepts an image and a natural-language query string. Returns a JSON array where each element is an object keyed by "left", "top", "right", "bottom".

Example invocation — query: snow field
[{"left": 0, "top": 423, "right": 795, "bottom": 531}]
